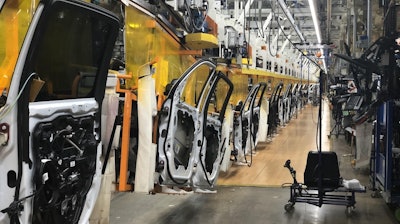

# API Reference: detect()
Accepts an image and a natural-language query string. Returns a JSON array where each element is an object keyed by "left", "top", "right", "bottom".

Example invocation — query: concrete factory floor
[{"left": 110, "top": 100, "right": 399, "bottom": 224}]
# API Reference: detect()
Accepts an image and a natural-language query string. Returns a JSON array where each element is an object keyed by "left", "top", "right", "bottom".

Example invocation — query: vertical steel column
[
  {"left": 318, "top": 70, "right": 324, "bottom": 206},
  {"left": 352, "top": 3, "right": 357, "bottom": 54},
  {"left": 367, "top": 0, "right": 372, "bottom": 45},
  {"left": 118, "top": 91, "right": 133, "bottom": 191}
]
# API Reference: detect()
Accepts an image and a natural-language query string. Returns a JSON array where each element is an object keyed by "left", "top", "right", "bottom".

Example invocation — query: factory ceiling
[
  {"left": 228, "top": 0, "right": 378, "bottom": 73},
  {"left": 130, "top": 0, "right": 384, "bottom": 74}
]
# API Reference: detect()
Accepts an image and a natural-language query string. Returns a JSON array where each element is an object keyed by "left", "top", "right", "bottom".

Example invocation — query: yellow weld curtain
[
  {"left": 125, "top": 6, "right": 194, "bottom": 97},
  {"left": 0, "top": 0, "right": 36, "bottom": 94}
]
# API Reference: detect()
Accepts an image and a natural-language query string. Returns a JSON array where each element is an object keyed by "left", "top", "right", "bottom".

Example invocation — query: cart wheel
[
  {"left": 394, "top": 207, "right": 400, "bottom": 222},
  {"left": 371, "top": 191, "right": 380, "bottom": 198},
  {"left": 345, "top": 206, "right": 354, "bottom": 216},
  {"left": 284, "top": 202, "right": 294, "bottom": 212}
]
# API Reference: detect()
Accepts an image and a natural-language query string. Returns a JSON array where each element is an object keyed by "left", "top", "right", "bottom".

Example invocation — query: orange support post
[
  {"left": 118, "top": 90, "right": 133, "bottom": 191},
  {"left": 115, "top": 58, "right": 158, "bottom": 191}
]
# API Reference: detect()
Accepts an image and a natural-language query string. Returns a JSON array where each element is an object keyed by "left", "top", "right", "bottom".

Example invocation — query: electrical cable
[
  {"left": 268, "top": 0, "right": 277, "bottom": 57},
  {"left": 268, "top": 21, "right": 278, "bottom": 57},
  {"left": 316, "top": 101, "right": 320, "bottom": 151},
  {"left": 248, "top": 113, "right": 255, "bottom": 167},
  {"left": 242, "top": 0, "right": 247, "bottom": 60},
  {"left": 254, "top": 1, "right": 265, "bottom": 39},
  {"left": 245, "top": 27, "right": 251, "bottom": 66},
  {"left": 317, "top": 71, "right": 324, "bottom": 206},
  {"left": 243, "top": 86, "right": 260, "bottom": 167},
  {"left": 267, "top": 0, "right": 323, "bottom": 71},
  {"left": 0, "top": 72, "right": 36, "bottom": 121},
  {"left": 192, "top": 6, "right": 203, "bottom": 31},
  {"left": 1, "top": 186, "right": 43, "bottom": 216},
  {"left": 183, "top": 0, "right": 194, "bottom": 33},
  {"left": 191, "top": 0, "right": 209, "bottom": 32},
  {"left": 2, "top": 72, "right": 37, "bottom": 224},
  {"left": 243, "top": 117, "right": 253, "bottom": 167},
  {"left": 120, "top": 1, "right": 125, "bottom": 21},
  {"left": 275, "top": 17, "right": 321, "bottom": 69}
]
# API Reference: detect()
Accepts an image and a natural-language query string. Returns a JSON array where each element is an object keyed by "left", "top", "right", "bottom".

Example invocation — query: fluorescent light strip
[
  {"left": 308, "top": 0, "right": 321, "bottom": 44},
  {"left": 308, "top": 0, "right": 326, "bottom": 72}
]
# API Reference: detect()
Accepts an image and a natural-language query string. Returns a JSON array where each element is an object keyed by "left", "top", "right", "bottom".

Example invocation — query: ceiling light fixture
[
  {"left": 308, "top": 0, "right": 327, "bottom": 72},
  {"left": 308, "top": 0, "right": 321, "bottom": 44}
]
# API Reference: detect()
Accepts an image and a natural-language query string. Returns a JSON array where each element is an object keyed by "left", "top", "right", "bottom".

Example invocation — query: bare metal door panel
[
  {"left": 157, "top": 60, "right": 233, "bottom": 188},
  {"left": 233, "top": 82, "right": 266, "bottom": 164}
]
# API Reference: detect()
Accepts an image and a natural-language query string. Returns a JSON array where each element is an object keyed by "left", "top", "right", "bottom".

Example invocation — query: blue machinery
[
  {"left": 371, "top": 101, "right": 400, "bottom": 208},
  {"left": 281, "top": 0, "right": 400, "bottom": 218}
]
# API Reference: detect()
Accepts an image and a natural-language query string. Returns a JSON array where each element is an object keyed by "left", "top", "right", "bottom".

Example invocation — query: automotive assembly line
[{"left": 1, "top": 0, "right": 400, "bottom": 223}]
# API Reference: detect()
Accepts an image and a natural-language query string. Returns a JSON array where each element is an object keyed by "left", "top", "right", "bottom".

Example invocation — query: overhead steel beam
[
  {"left": 367, "top": 0, "right": 371, "bottom": 45},
  {"left": 295, "top": 44, "right": 334, "bottom": 49},
  {"left": 279, "top": 35, "right": 292, "bottom": 55},
  {"left": 277, "top": 0, "right": 306, "bottom": 42},
  {"left": 262, "top": 12, "right": 273, "bottom": 33},
  {"left": 236, "top": 0, "right": 255, "bottom": 25},
  {"left": 270, "top": 28, "right": 283, "bottom": 51}
]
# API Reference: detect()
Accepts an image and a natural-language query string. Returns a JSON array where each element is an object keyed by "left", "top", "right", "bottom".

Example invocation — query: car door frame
[
  {"left": 157, "top": 59, "right": 224, "bottom": 186},
  {"left": 0, "top": 1, "right": 119, "bottom": 223},
  {"left": 192, "top": 71, "right": 233, "bottom": 188}
]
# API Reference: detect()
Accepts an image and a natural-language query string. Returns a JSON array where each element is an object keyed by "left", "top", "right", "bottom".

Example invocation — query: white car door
[
  {"left": 192, "top": 70, "right": 233, "bottom": 189},
  {"left": 233, "top": 82, "right": 266, "bottom": 165},
  {"left": 157, "top": 59, "right": 233, "bottom": 187},
  {"left": 251, "top": 82, "right": 267, "bottom": 147},
  {"left": 267, "top": 82, "right": 283, "bottom": 136},
  {"left": 0, "top": 1, "right": 119, "bottom": 223}
]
